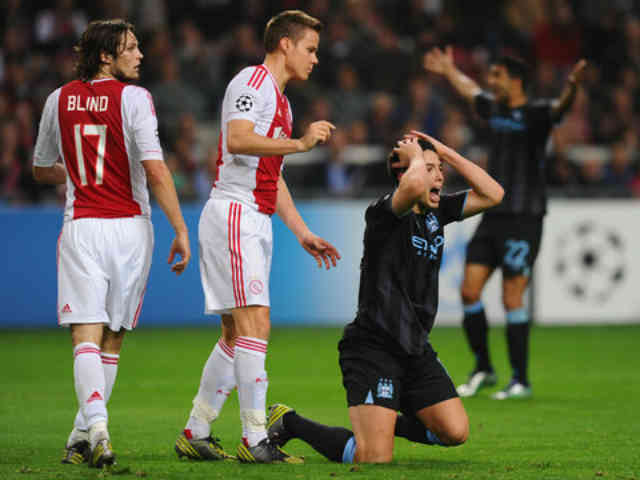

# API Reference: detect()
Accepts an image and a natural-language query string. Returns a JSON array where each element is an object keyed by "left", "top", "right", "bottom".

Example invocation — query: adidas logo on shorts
[{"left": 61, "top": 304, "right": 72, "bottom": 314}]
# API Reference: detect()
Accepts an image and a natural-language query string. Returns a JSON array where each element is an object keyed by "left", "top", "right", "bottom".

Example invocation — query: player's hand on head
[
  {"left": 423, "top": 45, "right": 454, "bottom": 75},
  {"left": 568, "top": 59, "right": 588, "bottom": 85},
  {"left": 406, "top": 130, "right": 451, "bottom": 157},
  {"left": 168, "top": 231, "right": 191, "bottom": 275},
  {"left": 392, "top": 137, "right": 422, "bottom": 167},
  {"left": 300, "top": 232, "right": 341, "bottom": 270},
  {"left": 301, "top": 120, "right": 336, "bottom": 151}
]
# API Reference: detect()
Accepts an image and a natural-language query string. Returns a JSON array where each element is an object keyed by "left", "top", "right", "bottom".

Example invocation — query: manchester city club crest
[
  {"left": 376, "top": 378, "right": 394, "bottom": 399},
  {"left": 425, "top": 213, "right": 439, "bottom": 233}
]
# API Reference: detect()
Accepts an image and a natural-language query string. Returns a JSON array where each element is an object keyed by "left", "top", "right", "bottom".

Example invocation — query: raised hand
[
  {"left": 568, "top": 59, "right": 588, "bottom": 85},
  {"left": 405, "top": 130, "right": 451, "bottom": 158},
  {"left": 423, "top": 45, "right": 455, "bottom": 76},
  {"left": 391, "top": 137, "right": 424, "bottom": 169}
]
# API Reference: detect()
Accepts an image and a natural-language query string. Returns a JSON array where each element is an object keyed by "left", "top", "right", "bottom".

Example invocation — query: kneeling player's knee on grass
[
  {"left": 442, "top": 422, "right": 468, "bottom": 446},
  {"left": 357, "top": 447, "right": 393, "bottom": 464},
  {"left": 355, "top": 440, "right": 393, "bottom": 463}
]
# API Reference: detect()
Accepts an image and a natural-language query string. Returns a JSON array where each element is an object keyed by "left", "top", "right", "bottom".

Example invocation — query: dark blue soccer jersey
[
  {"left": 475, "top": 92, "right": 558, "bottom": 217},
  {"left": 348, "top": 191, "right": 468, "bottom": 355}
]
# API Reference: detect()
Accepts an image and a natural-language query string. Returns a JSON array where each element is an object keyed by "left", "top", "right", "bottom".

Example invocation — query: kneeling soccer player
[{"left": 267, "top": 131, "right": 504, "bottom": 463}]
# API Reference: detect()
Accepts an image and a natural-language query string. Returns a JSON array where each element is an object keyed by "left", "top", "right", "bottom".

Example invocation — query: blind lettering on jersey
[
  {"left": 58, "top": 80, "right": 140, "bottom": 219},
  {"left": 213, "top": 65, "right": 293, "bottom": 215},
  {"left": 67, "top": 95, "right": 109, "bottom": 112},
  {"left": 354, "top": 191, "right": 467, "bottom": 355}
]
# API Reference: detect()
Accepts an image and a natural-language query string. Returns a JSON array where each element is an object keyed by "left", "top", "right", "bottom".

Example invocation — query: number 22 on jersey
[{"left": 73, "top": 124, "right": 107, "bottom": 186}]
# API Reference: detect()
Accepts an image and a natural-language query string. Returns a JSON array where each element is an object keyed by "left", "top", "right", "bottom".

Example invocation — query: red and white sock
[
  {"left": 67, "top": 353, "right": 119, "bottom": 446},
  {"left": 185, "top": 338, "right": 236, "bottom": 439},
  {"left": 235, "top": 336, "right": 268, "bottom": 447},
  {"left": 73, "top": 342, "right": 107, "bottom": 432}
]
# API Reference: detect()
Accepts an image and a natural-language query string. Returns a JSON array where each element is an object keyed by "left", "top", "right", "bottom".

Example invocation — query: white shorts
[
  {"left": 199, "top": 198, "right": 272, "bottom": 315},
  {"left": 57, "top": 217, "right": 153, "bottom": 331}
]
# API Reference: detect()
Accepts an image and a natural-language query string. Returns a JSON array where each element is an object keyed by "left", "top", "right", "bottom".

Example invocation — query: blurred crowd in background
[{"left": 2, "top": 0, "right": 640, "bottom": 205}]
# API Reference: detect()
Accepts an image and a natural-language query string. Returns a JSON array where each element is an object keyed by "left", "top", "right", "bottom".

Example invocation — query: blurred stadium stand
[
  {"left": 2, "top": 0, "right": 640, "bottom": 204},
  {"left": 2, "top": 0, "right": 639, "bottom": 327}
]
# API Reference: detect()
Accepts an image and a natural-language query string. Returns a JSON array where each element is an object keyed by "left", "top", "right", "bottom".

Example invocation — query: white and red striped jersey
[
  {"left": 211, "top": 64, "right": 293, "bottom": 215},
  {"left": 33, "top": 78, "right": 163, "bottom": 221}
]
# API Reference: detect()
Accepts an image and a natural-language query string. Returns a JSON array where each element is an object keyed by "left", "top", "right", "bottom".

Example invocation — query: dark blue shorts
[
  {"left": 338, "top": 334, "right": 458, "bottom": 415},
  {"left": 466, "top": 215, "right": 543, "bottom": 277}
]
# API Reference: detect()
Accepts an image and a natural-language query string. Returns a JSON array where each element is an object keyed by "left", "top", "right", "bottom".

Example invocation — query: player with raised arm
[
  {"left": 32, "top": 19, "right": 190, "bottom": 468},
  {"left": 424, "top": 47, "right": 586, "bottom": 399},
  {"left": 174, "top": 10, "right": 340, "bottom": 464},
  {"left": 264, "top": 131, "right": 503, "bottom": 464}
]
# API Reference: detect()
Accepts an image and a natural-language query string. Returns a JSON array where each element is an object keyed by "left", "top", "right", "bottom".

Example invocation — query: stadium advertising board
[
  {"left": 534, "top": 200, "right": 640, "bottom": 324},
  {"left": 1, "top": 200, "right": 638, "bottom": 327}
]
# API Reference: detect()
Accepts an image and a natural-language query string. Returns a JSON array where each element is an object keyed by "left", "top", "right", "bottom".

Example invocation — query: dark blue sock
[
  {"left": 506, "top": 307, "right": 530, "bottom": 385},
  {"left": 463, "top": 301, "right": 493, "bottom": 372},
  {"left": 283, "top": 412, "right": 353, "bottom": 462},
  {"left": 395, "top": 414, "right": 446, "bottom": 446}
]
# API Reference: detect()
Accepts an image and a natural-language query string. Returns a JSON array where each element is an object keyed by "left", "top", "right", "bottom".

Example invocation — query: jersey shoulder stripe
[{"left": 247, "top": 65, "right": 268, "bottom": 90}]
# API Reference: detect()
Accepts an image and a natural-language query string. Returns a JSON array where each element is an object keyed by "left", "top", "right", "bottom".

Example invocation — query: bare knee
[
  {"left": 70, "top": 324, "right": 104, "bottom": 348},
  {"left": 440, "top": 421, "right": 469, "bottom": 446},
  {"left": 502, "top": 290, "right": 524, "bottom": 312},
  {"left": 232, "top": 306, "right": 270, "bottom": 340},
  {"left": 355, "top": 442, "right": 393, "bottom": 463},
  {"left": 460, "top": 265, "right": 492, "bottom": 305},
  {"left": 101, "top": 327, "right": 126, "bottom": 354},
  {"left": 220, "top": 315, "right": 237, "bottom": 345},
  {"left": 502, "top": 277, "right": 528, "bottom": 312},
  {"left": 461, "top": 284, "right": 482, "bottom": 305}
]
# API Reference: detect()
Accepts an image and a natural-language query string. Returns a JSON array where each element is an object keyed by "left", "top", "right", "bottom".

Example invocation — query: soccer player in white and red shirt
[
  {"left": 32, "top": 19, "right": 191, "bottom": 468},
  {"left": 175, "top": 10, "right": 340, "bottom": 464}
]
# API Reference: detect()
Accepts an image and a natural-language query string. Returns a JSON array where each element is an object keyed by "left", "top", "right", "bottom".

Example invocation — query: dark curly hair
[{"left": 73, "top": 19, "right": 135, "bottom": 81}]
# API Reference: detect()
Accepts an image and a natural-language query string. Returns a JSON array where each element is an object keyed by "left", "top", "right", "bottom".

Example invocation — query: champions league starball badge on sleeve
[{"left": 235, "top": 94, "right": 254, "bottom": 112}]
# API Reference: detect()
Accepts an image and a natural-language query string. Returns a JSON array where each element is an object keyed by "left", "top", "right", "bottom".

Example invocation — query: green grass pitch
[{"left": 1, "top": 325, "right": 639, "bottom": 480}]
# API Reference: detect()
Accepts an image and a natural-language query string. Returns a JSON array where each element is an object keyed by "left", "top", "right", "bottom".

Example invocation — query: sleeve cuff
[{"left": 459, "top": 190, "right": 470, "bottom": 220}]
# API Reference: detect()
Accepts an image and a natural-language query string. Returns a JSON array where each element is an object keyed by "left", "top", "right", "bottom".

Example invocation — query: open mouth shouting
[{"left": 429, "top": 187, "right": 441, "bottom": 204}]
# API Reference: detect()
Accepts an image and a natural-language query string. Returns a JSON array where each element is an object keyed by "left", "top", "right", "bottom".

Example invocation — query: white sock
[
  {"left": 185, "top": 338, "right": 236, "bottom": 439},
  {"left": 88, "top": 420, "right": 109, "bottom": 450},
  {"left": 67, "top": 411, "right": 89, "bottom": 446},
  {"left": 235, "top": 336, "right": 268, "bottom": 447},
  {"left": 73, "top": 343, "right": 108, "bottom": 434},
  {"left": 67, "top": 353, "right": 119, "bottom": 446},
  {"left": 101, "top": 353, "right": 120, "bottom": 400}
]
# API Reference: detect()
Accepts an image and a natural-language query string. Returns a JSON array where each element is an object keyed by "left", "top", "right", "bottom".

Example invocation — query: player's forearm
[
  {"left": 400, "top": 156, "right": 429, "bottom": 201},
  {"left": 228, "top": 129, "right": 305, "bottom": 157},
  {"left": 391, "top": 155, "right": 429, "bottom": 215},
  {"left": 32, "top": 164, "right": 67, "bottom": 185},
  {"left": 444, "top": 67, "right": 482, "bottom": 103},
  {"left": 441, "top": 147, "right": 504, "bottom": 205},
  {"left": 275, "top": 175, "right": 310, "bottom": 241},
  {"left": 551, "top": 80, "right": 578, "bottom": 120},
  {"left": 147, "top": 164, "right": 188, "bottom": 234}
]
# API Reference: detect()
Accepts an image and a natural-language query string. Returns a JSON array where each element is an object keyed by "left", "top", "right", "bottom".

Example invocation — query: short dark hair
[
  {"left": 494, "top": 55, "right": 530, "bottom": 89},
  {"left": 263, "top": 10, "right": 323, "bottom": 53},
  {"left": 73, "top": 19, "right": 135, "bottom": 81}
]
